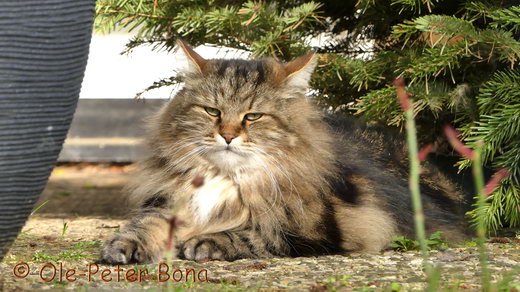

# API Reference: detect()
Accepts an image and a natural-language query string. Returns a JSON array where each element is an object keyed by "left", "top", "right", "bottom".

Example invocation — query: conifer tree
[{"left": 96, "top": 0, "right": 520, "bottom": 232}]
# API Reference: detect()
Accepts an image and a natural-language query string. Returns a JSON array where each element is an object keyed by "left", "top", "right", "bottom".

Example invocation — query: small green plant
[
  {"left": 32, "top": 241, "right": 101, "bottom": 262},
  {"left": 33, "top": 250, "right": 88, "bottom": 261},
  {"left": 391, "top": 231, "right": 448, "bottom": 251},
  {"left": 353, "top": 286, "right": 376, "bottom": 292},
  {"left": 50, "top": 281, "right": 69, "bottom": 288},
  {"left": 60, "top": 222, "right": 68, "bottom": 239},
  {"left": 325, "top": 275, "right": 351, "bottom": 289},
  {"left": 56, "top": 191, "right": 71, "bottom": 197},
  {"left": 461, "top": 240, "right": 478, "bottom": 248},
  {"left": 425, "top": 231, "right": 449, "bottom": 250},
  {"left": 390, "top": 282, "right": 401, "bottom": 291},
  {"left": 83, "top": 183, "right": 96, "bottom": 189},
  {"left": 32, "top": 251, "right": 60, "bottom": 262},
  {"left": 56, "top": 250, "right": 87, "bottom": 261},
  {"left": 391, "top": 236, "right": 418, "bottom": 251},
  {"left": 70, "top": 240, "right": 101, "bottom": 250}
]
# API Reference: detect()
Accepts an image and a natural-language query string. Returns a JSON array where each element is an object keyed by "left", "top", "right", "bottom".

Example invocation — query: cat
[{"left": 101, "top": 40, "right": 468, "bottom": 264}]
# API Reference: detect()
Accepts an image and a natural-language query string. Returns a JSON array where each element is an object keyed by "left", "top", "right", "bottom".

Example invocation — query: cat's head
[{"left": 154, "top": 40, "right": 330, "bottom": 174}]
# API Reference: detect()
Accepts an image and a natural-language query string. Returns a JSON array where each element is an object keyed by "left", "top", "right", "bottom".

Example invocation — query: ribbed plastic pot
[{"left": 0, "top": 0, "right": 95, "bottom": 260}]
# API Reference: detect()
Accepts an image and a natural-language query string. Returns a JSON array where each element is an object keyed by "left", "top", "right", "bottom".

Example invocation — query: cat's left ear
[
  {"left": 176, "top": 39, "right": 207, "bottom": 75},
  {"left": 283, "top": 53, "right": 317, "bottom": 89}
]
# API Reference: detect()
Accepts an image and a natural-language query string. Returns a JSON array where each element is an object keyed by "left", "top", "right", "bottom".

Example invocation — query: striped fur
[{"left": 101, "top": 42, "right": 468, "bottom": 264}]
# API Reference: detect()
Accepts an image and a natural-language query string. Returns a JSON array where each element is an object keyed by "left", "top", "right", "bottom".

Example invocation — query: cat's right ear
[{"left": 176, "top": 39, "right": 207, "bottom": 75}]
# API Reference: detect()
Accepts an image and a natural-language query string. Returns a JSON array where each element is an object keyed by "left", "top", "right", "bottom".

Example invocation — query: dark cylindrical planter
[{"left": 0, "top": 0, "right": 95, "bottom": 260}]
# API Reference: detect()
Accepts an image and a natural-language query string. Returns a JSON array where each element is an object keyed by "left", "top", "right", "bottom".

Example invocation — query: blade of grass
[
  {"left": 443, "top": 126, "right": 494, "bottom": 291},
  {"left": 61, "top": 222, "right": 69, "bottom": 239},
  {"left": 394, "top": 78, "right": 433, "bottom": 280},
  {"left": 30, "top": 200, "right": 49, "bottom": 216},
  {"left": 472, "top": 143, "right": 491, "bottom": 291},
  {"left": 496, "top": 264, "right": 520, "bottom": 290},
  {"left": 404, "top": 100, "right": 430, "bottom": 263}
]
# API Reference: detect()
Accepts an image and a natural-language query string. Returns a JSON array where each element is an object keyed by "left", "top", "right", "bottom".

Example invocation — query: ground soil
[{"left": 1, "top": 164, "right": 519, "bottom": 291}]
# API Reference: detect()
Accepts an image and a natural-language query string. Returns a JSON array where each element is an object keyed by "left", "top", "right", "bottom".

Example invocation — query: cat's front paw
[
  {"left": 101, "top": 234, "right": 159, "bottom": 264},
  {"left": 177, "top": 236, "right": 230, "bottom": 262}
]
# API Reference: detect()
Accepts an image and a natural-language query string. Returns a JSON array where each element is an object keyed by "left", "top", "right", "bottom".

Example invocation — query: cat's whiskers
[
  {"left": 166, "top": 145, "right": 206, "bottom": 171},
  {"left": 164, "top": 137, "right": 200, "bottom": 150},
  {"left": 161, "top": 136, "right": 208, "bottom": 156},
  {"left": 178, "top": 146, "right": 208, "bottom": 166},
  {"left": 161, "top": 146, "right": 201, "bottom": 173},
  {"left": 159, "top": 137, "right": 200, "bottom": 157}
]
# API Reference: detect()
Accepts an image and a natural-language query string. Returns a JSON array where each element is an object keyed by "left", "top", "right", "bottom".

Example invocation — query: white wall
[{"left": 79, "top": 33, "right": 249, "bottom": 99}]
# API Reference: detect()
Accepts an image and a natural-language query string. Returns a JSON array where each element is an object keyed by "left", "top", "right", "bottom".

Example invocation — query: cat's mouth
[
  {"left": 213, "top": 145, "right": 242, "bottom": 154},
  {"left": 219, "top": 148, "right": 245, "bottom": 158},
  {"left": 205, "top": 145, "right": 250, "bottom": 166}
]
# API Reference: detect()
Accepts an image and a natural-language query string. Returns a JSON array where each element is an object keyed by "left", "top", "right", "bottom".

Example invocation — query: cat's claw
[
  {"left": 178, "top": 237, "right": 227, "bottom": 262},
  {"left": 101, "top": 235, "right": 151, "bottom": 264}
]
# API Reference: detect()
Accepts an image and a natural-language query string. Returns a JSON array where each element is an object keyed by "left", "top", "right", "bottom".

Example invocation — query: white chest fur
[{"left": 190, "top": 174, "right": 238, "bottom": 224}]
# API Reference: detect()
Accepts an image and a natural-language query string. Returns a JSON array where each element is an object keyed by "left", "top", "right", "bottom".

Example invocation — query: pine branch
[
  {"left": 134, "top": 76, "right": 182, "bottom": 100},
  {"left": 490, "top": 5, "right": 520, "bottom": 33},
  {"left": 392, "top": 0, "right": 438, "bottom": 14}
]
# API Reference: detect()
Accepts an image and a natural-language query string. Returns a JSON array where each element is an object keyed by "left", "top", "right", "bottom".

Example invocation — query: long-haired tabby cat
[{"left": 101, "top": 40, "right": 468, "bottom": 264}]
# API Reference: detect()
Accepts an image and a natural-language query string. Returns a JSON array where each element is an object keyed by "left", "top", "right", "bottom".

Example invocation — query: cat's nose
[{"left": 221, "top": 133, "right": 237, "bottom": 144}]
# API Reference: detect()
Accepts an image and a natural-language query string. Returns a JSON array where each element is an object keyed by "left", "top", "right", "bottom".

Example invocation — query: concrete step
[{"left": 58, "top": 99, "right": 167, "bottom": 162}]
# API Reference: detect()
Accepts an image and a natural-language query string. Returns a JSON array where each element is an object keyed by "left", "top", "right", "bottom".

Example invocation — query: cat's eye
[
  {"left": 244, "top": 113, "right": 263, "bottom": 121},
  {"left": 204, "top": 107, "right": 221, "bottom": 117}
]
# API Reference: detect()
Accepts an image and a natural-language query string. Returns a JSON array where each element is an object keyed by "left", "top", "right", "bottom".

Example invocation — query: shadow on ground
[{"left": 35, "top": 164, "right": 133, "bottom": 218}]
